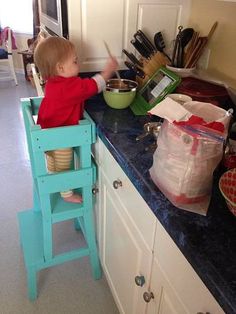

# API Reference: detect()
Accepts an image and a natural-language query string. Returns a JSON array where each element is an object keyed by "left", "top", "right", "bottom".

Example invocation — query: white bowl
[
  {"left": 166, "top": 65, "right": 196, "bottom": 78},
  {"left": 166, "top": 93, "right": 192, "bottom": 105}
]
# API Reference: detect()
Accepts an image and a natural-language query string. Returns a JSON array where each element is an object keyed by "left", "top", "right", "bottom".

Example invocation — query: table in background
[{"left": 18, "top": 50, "right": 34, "bottom": 81}]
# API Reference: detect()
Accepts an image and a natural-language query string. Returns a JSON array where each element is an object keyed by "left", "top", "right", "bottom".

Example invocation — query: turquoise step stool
[{"left": 18, "top": 96, "right": 101, "bottom": 300}]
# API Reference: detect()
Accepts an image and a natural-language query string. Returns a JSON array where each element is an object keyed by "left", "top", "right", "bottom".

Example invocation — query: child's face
[{"left": 60, "top": 53, "right": 79, "bottom": 78}]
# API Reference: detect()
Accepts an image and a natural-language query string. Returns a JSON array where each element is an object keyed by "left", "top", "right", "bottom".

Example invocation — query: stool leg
[
  {"left": 83, "top": 187, "right": 101, "bottom": 279},
  {"left": 74, "top": 218, "right": 81, "bottom": 231},
  {"left": 32, "top": 181, "right": 41, "bottom": 212},
  {"left": 40, "top": 195, "right": 53, "bottom": 260},
  {"left": 27, "top": 265, "right": 37, "bottom": 301},
  {"left": 84, "top": 210, "right": 101, "bottom": 279},
  {"left": 42, "top": 219, "right": 53, "bottom": 260}
]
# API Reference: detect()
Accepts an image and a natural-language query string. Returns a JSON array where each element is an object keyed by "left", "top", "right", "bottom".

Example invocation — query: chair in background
[
  {"left": 0, "top": 27, "right": 18, "bottom": 85},
  {"left": 30, "top": 63, "right": 44, "bottom": 96}
]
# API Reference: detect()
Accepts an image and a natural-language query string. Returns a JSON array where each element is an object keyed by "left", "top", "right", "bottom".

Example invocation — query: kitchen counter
[{"left": 85, "top": 93, "right": 236, "bottom": 314}]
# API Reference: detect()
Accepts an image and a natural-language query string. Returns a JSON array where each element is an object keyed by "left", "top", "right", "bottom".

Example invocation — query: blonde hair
[{"left": 34, "top": 36, "right": 75, "bottom": 79}]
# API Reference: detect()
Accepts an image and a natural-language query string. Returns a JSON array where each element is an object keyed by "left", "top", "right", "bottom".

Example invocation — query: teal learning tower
[{"left": 18, "top": 97, "right": 101, "bottom": 300}]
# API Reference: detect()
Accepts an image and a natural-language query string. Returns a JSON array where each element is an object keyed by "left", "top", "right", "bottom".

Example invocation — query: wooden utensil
[
  {"left": 178, "top": 28, "right": 194, "bottom": 67},
  {"left": 184, "top": 31, "right": 199, "bottom": 65},
  {"left": 207, "top": 21, "right": 218, "bottom": 41},
  {"left": 103, "top": 41, "right": 126, "bottom": 88},
  {"left": 184, "top": 22, "right": 218, "bottom": 68},
  {"left": 184, "top": 37, "right": 204, "bottom": 68},
  {"left": 190, "top": 21, "right": 218, "bottom": 68}
]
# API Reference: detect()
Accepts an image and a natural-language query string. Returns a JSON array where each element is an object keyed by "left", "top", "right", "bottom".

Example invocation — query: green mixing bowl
[{"left": 103, "top": 79, "right": 138, "bottom": 109}]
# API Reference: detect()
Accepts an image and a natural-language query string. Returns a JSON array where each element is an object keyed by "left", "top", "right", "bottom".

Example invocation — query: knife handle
[
  {"left": 137, "top": 30, "right": 156, "bottom": 53},
  {"left": 135, "top": 34, "right": 154, "bottom": 57},
  {"left": 122, "top": 49, "right": 143, "bottom": 67},
  {"left": 131, "top": 39, "right": 150, "bottom": 59},
  {"left": 124, "top": 61, "right": 145, "bottom": 78},
  {"left": 129, "top": 52, "right": 143, "bottom": 67}
]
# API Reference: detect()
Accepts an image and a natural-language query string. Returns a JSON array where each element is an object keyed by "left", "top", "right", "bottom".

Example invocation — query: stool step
[
  {"left": 51, "top": 192, "right": 84, "bottom": 223},
  {"left": 18, "top": 210, "right": 90, "bottom": 270}
]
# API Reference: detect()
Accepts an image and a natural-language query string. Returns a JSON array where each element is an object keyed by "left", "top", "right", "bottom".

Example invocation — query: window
[{"left": 0, "top": 0, "right": 33, "bottom": 34}]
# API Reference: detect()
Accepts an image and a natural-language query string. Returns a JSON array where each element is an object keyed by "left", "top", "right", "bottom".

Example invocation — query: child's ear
[{"left": 56, "top": 62, "right": 64, "bottom": 75}]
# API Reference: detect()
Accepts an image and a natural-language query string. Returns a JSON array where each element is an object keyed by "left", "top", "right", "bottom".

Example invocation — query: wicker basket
[{"left": 219, "top": 168, "right": 236, "bottom": 217}]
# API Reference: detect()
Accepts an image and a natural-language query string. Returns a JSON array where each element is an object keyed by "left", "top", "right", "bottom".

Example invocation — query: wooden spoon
[
  {"left": 103, "top": 41, "right": 126, "bottom": 88},
  {"left": 184, "top": 22, "right": 218, "bottom": 68}
]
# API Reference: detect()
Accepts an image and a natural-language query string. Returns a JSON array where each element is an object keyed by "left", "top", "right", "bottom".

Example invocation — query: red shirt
[{"left": 37, "top": 76, "right": 98, "bottom": 128}]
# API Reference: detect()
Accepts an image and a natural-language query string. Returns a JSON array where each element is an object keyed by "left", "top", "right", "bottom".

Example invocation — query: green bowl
[{"left": 103, "top": 79, "right": 138, "bottom": 109}]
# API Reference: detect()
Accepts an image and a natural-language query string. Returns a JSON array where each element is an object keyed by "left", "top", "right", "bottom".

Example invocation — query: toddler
[{"left": 34, "top": 36, "right": 118, "bottom": 203}]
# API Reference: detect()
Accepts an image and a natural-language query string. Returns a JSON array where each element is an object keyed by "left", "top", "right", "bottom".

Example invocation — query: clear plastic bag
[{"left": 149, "top": 101, "right": 231, "bottom": 215}]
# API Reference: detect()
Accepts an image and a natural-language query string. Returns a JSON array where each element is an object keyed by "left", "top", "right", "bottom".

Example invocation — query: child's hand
[
  {"left": 101, "top": 56, "right": 119, "bottom": 81},
  {"left": 107, "top": 56, "right": 119, "bottom": 73}
]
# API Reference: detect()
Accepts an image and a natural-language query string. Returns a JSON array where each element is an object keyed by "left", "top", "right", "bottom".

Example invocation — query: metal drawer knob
[
  {"left": 143, "top": 291, "right": 154, "bottom": 303},
  {"left": 135, "top": 275, "right": 145, "bottom": 287},
  {"left": 113, "top": 179, "right": 122, "bottom": 189},
  {"left": 197, "top": 312, "right": 211, "bottom": 314},
  {"left": 92, "top": 187, "right": 99, "bottom": 194}
]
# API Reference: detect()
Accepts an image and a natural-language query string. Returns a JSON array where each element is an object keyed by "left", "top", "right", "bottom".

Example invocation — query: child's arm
[{"left": 100, "top": 56, "right": 118, "bottom": 81}]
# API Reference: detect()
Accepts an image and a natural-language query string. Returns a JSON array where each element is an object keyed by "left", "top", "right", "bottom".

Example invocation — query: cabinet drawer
[
  {"left": 99, "top": 138, "right": 156, "bottom": 249},
  {"left": 154, "top": 220, "right": 224, "bottom": 314}
]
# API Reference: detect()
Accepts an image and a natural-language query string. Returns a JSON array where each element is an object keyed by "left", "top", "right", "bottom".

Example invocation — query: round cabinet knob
[
  {"left": 92, "top": 187, "right": 99, "bottom": 194},
  {"left": 143, "top": 291, "right": 154, "bottom": 303},
  {"left": 135, "top": 275, "right": 145, "bottom": 287},
  {"left": 113, "top": 179, "right": 122, "bottom": 189}
]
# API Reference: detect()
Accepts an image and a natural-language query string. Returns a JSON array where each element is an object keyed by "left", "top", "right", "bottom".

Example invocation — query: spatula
[{"left": 154, "top": 32, "right": 171, "bottom": 62}]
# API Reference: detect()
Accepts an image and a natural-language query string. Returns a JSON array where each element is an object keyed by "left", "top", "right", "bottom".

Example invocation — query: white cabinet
[
  {"left": 94, "top": 138, "right": 156, "bottom": 314},
  {"left": 146, "top": 220, "right": 225, "bottom": 314},
  {"left": 67, "top": 0, "right": 191, "bottom": 71},
  {"left": 126, "top": 0, "right": 191, "bottom": 56},
  {"left": 94, "top": 137, "right": 225, "bottom": 314},
  {"left": 146, "top": 260, "right": 188, "bottom": 314}
]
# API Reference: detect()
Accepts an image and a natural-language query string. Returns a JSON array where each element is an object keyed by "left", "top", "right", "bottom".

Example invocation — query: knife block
[{"left": 136, "top": 51, "right": 170, "bottom": 87}]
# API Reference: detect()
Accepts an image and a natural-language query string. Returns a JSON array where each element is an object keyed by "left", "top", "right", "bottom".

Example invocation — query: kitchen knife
[
  {"left": 124, "top": 61, "right": 146, "bottom": 78},
  {"left": 122, "top": 49, "right": 143, "bottom": 67},
  {"left": 136, "top": 30, "right": 156, "bottom": 54},
  {"left": 130, "top": 39, "right": 150, "bottom": 59},
  {"left": 134, "top": 33, "right": 154, "bottom": 58}
]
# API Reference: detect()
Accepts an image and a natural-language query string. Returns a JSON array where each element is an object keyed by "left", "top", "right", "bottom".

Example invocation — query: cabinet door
[
  {"left": 148, "top": 220, "right": 225, "bottom": 314},
  {"left": 146, "top": 255, "right": 188, "bottom": 314},
  {"left": 68, "top": 0, "right": 191, "bottom": 71},
  {"left": 126, "top": 0, "right": 191, "bottom": 55},
  {"left": 68, "top": 0, "right": 128, "bottom": 72},
  {"left": 95, "top": 138, "right": 156, "bottom": 314},
  {"left": 100, "top": 171, "right": 153, "bottom": 314}
]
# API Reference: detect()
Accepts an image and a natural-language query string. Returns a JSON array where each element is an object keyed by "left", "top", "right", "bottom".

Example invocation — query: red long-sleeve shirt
[{"left": 37, "top": 76, "right": 98, "bottom": 128}]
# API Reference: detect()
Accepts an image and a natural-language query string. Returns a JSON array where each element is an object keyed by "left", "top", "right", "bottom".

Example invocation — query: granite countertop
[{"left": 85, "top": 93, "right": 236, "bottom": 314}]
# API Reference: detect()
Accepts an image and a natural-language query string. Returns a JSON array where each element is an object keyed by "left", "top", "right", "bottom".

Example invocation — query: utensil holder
[{"left": 136, "top": 51, "right": 170, "bottom": 87}]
